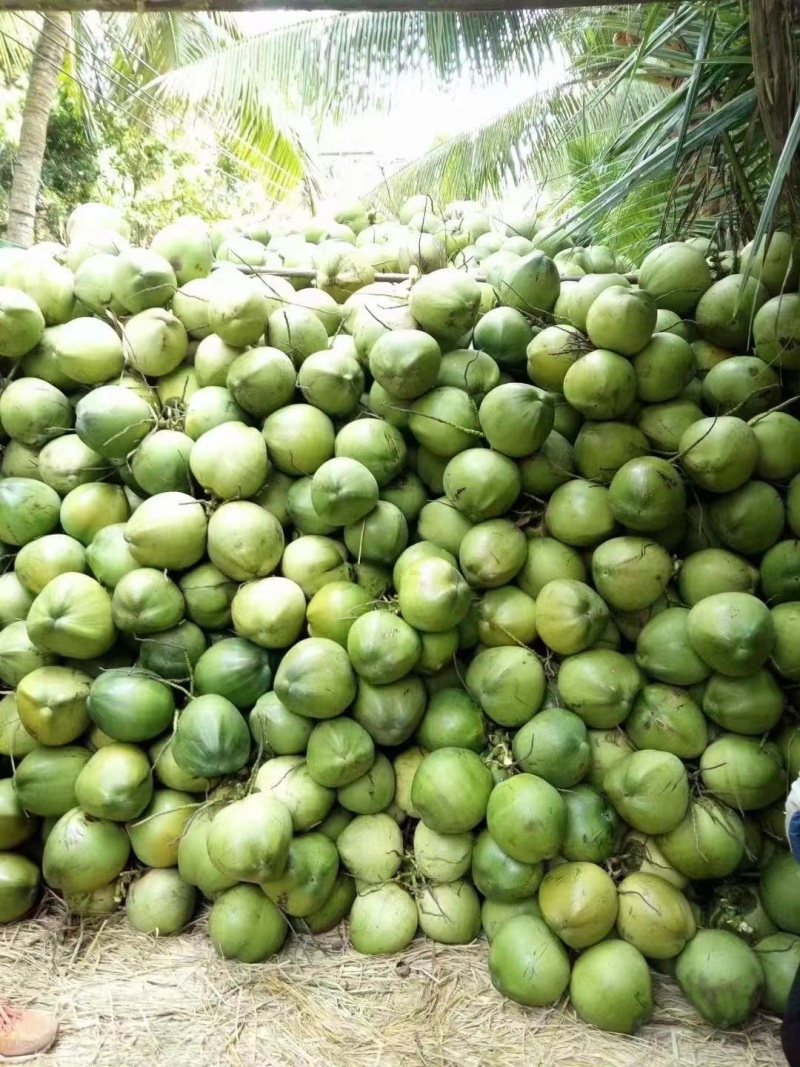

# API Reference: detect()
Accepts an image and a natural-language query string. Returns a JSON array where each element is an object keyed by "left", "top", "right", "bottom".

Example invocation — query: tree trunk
[
  {"left": 6, "top": 13, "right": 69, "bottom": 247},
  {"left": 749, "top": 0, "right": 800, "bottom": 221}
]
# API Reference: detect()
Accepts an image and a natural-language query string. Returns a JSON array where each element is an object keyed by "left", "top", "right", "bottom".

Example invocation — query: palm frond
[
  {"left": 0, "top": 14, "right": 39, "bottom": 80},
  {"left": 373, "top": 79, "right": 668, "bottom": 214},
  {"left": 112, "top": 12, "right": 235, "bottom": 80},
  {"left": 146, "top": 8, "right": 592, "bottom": 129},
  {"left": 140, "top": 57, "right": 311, "bottom": 200}
]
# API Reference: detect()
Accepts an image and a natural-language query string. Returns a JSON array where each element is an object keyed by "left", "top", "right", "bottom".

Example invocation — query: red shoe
[{"left": 0, "top": 1003, "right": 57, "bottom": 1059}]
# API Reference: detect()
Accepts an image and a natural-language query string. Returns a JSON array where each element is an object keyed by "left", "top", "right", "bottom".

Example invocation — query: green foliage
[
  {"left": 558, "top": 133, "right": 674, "bottom": 264},
  {"left": 0, "top": 80, "right": 272, "bottom": 245},
  {"left": 94, "top": 108, "right": 268, "bottom": 243}
]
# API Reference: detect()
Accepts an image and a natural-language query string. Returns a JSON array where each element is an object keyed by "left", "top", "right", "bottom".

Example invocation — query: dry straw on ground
[{"left": 0, "top": 903, "right": 784, "bottom": 1067}]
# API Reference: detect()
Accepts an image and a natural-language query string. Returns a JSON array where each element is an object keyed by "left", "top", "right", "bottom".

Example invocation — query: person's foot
[{"left": 0, "top": 1003, "right": 58, "bottom": 1059}]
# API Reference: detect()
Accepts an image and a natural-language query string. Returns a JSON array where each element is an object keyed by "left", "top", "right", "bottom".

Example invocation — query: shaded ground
[{"left": 0, "top": 906, "right": 783, "bottom": 1067}]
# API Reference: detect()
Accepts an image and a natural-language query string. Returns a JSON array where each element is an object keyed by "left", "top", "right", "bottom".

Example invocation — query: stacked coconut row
[{"left": 0, "top": 197, "right": 799, "bottom": 1034}]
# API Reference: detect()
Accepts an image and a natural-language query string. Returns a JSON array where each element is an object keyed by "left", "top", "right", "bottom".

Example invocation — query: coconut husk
[{"left": 0, "top": 901, "right": 782, "bottom": 1067}]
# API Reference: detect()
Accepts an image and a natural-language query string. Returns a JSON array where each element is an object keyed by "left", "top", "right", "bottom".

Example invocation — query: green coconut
[
  {"left": 488, "top": 915, "right": 570, "bottom": 1006},
  {"left": 605, "top": 749, "right": 689, "bottom": 835},
  {"left": 563, "top": 349, "right": 637, "bottom": 420},
  {"left": 112, "top": 249, "right": 177, "bottom": 313},
  {"left": 585, "top": 286, "right": 657, "bottom": 355},
  {"left": 638, "top": 241, "right": 713, "bottom": 314},
  {"left": 562, "top": 783, "right": 621, "bottom": 862},
  {"left": 126, "top": 868, "right": 196, "bottom": 936},
  {"left": 751, "top": 411, "right": 800, "bottom": 484},
  {"left": 740, "top": 231, "right": 799, "bottom": 296},
  {"left": 495, "top": 251, "right": 560, "bottom": 317},
  {"left": 567, "top": 273, "right": 631, "bottom": 333},
  {"left": 6, "top": 253, "right": 75, "bottom": 325},
  {"left": 512, "top": 708, "right": 590, "bottom": 788},
  {"left": 545, "top": 479, "right": 615, "bottom": 547},
  {"left": 753, "top": 292, "right": 800, "bottom": 370},
  {"left": 486, "top": 773, "right": 566, "bottom": 865},
  {"left": 633, "top": 333, "right": 695, "bottom": 402},
  {"left": 74, "top": 743, "right": 153, "bottom": 821},
  {"left": 760, "top": 850, "right": 800, "bottom": 935},
  {"left": 478, "top": 383, "right": 554, "bottom": 458},
  {"left": 0, "top": 376, "right": 73, "bottom": 446},
  {"left": 755, "top": 933, "right": 800, "bottom": 1015},
  {"left": 518, "top": 431, "right": 575, "bottom": 496},
  {"left": 695, "top": 274, "right": 769, "bottom": 349},
  {"left": 556, "top": 649, "right": 641, "bottom": 729},
  {"left": 570, "top": 941, "right": 653, "bottom": 1034},
  {"left": 687, "top": 592, "right": 774, "bottom": 676},
  {"left": 0, "top": 853, "right": 40, "bottom": 923},
  {"left": 657, "top": 796, "right": 745, "bottom": 880},
  {"left": 208, "top": 884, "right": 287, "bottom": 962},
  {"left": 411, "top": 747, "right": 493, "bottom": 834},
  {"left": 465, "top": 646, "right": 545, "bottom": 728},
  {"left": 591, "top": 537, "right": 673, "bottom": 612},
  {"left": 123, "top": 307, "right": 188, "bottom": 377},
  {"left": 43, "top": 807, "right": 130, "bottom": 893},
  {"left": 617, "top": 872, "right": 696, "bottom": 958},
  {"left": 473, "top": 306, "right": 534, "bottom": 370},
  {"left": 151, "top": 216, "right": 213, "bottom": 283},
  {"left": 534, "top": 579, "right": 610, "bottom": 656},
  {"left": 0, "top": 285, "right": 46, "bottom": 357},
  {"left": 625, "top": 683, "right": 708, "bottom": 758},
  {"left": 538, "top": 861, "right": 618, "bottom": 949},
  {"left": 679, "top": 416, "right": 758, "bottom": 494},
  {"left": 676, "top": 930, "right": 764, "bottom": 1028},
  {"left": 700, "top": 734, "right": 784, "bottom": 811},
  {"left": 408, "top": 269, "right": 481, "bottom": 344},
  {"left": 637, "top": 397, "right": 704, "bottom": 452},
  {"left": 573, "top": 422, "right": 648, "bottom": 484},
  {"left": 408, "top": 386, "right": 481, "bottom": 459}
]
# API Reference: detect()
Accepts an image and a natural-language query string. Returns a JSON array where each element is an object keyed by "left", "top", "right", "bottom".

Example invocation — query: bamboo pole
[{"left": 214, "top": 263, "right": 639, "bottom": 284}]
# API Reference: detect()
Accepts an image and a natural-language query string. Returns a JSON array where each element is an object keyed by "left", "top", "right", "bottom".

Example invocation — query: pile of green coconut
[{"left": 0, "top": 193, "right": 799, "bottom": 1035}]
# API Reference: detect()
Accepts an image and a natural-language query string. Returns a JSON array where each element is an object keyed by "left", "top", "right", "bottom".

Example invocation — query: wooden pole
[
  {"left": 214, "top": 263, "right": 639, "bottom": 284},
  {"left": 0, "top": 0, "right": 661, "bottom": 11}
]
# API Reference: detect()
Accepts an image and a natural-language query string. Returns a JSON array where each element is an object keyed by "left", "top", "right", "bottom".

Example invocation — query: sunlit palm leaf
[
  {"left": 373, "top": 79, "right": 667, "bottom": 213},
  {"left": 0, "top": 13, "right": 39, "bottom": 79},
  {"left": 147, "top": 9, "right": 589, "bottom": 129},
  {"left": 112, "top": 12, "right": 236, "bottom": 82}
]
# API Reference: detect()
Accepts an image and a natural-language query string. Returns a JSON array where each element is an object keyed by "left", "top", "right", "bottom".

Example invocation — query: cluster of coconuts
[{"left": 0, "top": 194, "right": 798, "bottom": 1035}]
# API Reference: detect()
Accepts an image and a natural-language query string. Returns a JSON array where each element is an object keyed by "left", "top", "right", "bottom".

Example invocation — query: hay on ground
[{"left": 0, "top": 904, "right": 783, "bottom": 1067}]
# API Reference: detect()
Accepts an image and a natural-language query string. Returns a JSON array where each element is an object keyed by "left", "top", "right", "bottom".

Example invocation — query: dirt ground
[{"left": 0, "top": 905, "right": 784, "bottom": 1067}]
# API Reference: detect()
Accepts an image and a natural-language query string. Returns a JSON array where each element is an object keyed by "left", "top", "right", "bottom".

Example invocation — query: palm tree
[
  {"left": 4, "top": 14, "right": 70, "bottom": 247},
  {"left": 147, "top": 2, "right": 797, "bottom": 258},
  {"left": 0, "top": 11, "right": 240, "bottom": 246}
]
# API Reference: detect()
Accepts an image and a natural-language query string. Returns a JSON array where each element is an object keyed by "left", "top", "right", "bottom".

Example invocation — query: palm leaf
[
  {"left": 111, "top": 12, "right": 235, "bottom": 81},
  {"left": 0, "top": 14, "right": 39, "bottom": 79},
  {"left": 373, "top": 78, "right": 668, "bottom": 215},
  {"left": 146, "top": 8, "right": 589, "bottom": 130}
]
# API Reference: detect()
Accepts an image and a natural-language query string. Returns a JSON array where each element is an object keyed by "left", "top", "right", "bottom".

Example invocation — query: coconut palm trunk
[{"left": 6, "top": 14, "right": 69, "bottom": 247}]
